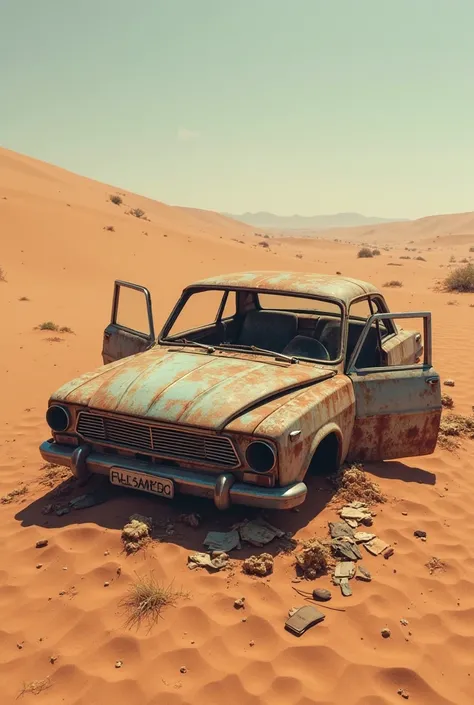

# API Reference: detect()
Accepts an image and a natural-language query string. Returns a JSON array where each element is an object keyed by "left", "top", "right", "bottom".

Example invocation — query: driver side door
[
  {"left": 102, "top": 280, "right": 155, "bottom": 364},
  {"left": 346, "top": 312, "right": 442, "bottom": 462}
]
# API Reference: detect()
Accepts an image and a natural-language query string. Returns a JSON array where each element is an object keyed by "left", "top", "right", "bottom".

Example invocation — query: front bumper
[{"left": 40, "top": 440, "right": 307, "bottom": 510}]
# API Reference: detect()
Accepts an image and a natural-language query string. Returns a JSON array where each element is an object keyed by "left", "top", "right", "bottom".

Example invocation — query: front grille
[{"left": 76, "top": 412, "right": 239, "bottom": 468}]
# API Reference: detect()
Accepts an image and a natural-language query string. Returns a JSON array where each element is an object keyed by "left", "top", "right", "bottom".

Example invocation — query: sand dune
[{"left": 1, "top": 149, "right": 474, "bottom": 704}]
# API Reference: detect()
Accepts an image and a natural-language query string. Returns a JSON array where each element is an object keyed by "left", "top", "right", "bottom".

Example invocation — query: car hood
[{"left": 52, "top": 348, "right": 334, "bottom": 431}]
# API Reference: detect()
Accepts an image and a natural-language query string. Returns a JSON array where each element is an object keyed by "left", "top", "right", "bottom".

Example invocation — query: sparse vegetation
[
  {"left": 447, "top": 300, "right": 458, "bottom": 306},
  {"left": 38, "top": 321, "right": 59, "bottom": 331},
  {"left": 110, "top": 194, "right": 123, "bottom": 206},
  {"left": 415, "top": 256, "right": 426, "bottom": 261},
  {"left": 19, "top": 296, "right": 30, "bottom": 301},
  {"left": 425, "top": 557, "right": 447, "bottom": 575},
  {"left": 437, "top": 412, "right": 474, "bottom": 450},
  {"left": 45, "top": 336, "right": 64, "bottom": 343},
  {"left": 443, "top": 263, "right": 474, "bottom": 293},
  {"left": 357, "top": 247, "right": 373, "bottom": 259},
  {"left": 258, "top": 241, "right": 270, "bottom": 248},
  {"left": 59, "top": 326, "right": 74, "bottom": 334},
  {"left": 372, "top": 249, "right": 381, "bottom": 256},
  {"left": 130, "top": 207, "right": 146, "bottom": 219},
  {"left": 104, "top": 225, "right": 115, "bottom": 232},
  {"left": 333, "top": 463, "right": 385, "bottom": 505},
  {"left": 243, "top": 553, "right": 274, "bottom": 576},
  {"left": 383, "top": 280, "right": 403, "bottom": 288},
  {"left": 19, "top": 677, "right": 52, "bottom": 697},
  {"left": 121, "top": 573, "right": 187, "bottom": 630},
  {"left": 388, "top": 263, "right": 403, "bottom": 267},
  {"left": 1, "top": 485, "right": 28, "bottom": 504},
  {"left": 441, "top": 393, "right": 454, "bottom": 409},
  {"left": 0, "top": 267, "right": 6, "bottom": 282},
  {"left": 295, "top": 540, "right": 333, "bottom": 579},
  {"left": 399, "top": 256, "right": 411, "bottom": 260}
]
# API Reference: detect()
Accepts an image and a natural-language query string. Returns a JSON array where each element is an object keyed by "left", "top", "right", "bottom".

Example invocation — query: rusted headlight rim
[
  {"left": 245, "top": 440, "right": 276, "bottom": 474},
  {"left": 46, "top": 404, "right": 71, "bottom": 433}
]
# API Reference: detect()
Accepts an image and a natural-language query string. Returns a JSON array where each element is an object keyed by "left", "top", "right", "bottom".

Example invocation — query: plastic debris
[
  {"left": 328, "top": 520, "right": 354, "bottom": 539},
  {"left": 188, "top": 552, "right": 229, "bottom": 571},
  {"left": 203, "top": 530, "right": 241, "bottom": 553},
  {"left": 238, "top": 518, "right": 285, "bottom": 547},
  {"left": 334, "top": 561, "right": 355, "bottom": 579},
  {"left": 354, "top": 531, "right": 375, "bottom": 543},
  {"left": 364, "top": 537, "right": 389, "bottom": 556}
]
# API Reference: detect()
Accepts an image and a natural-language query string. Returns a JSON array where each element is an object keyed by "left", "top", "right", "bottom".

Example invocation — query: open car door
[
  {"left": 346, "top": 312, "right": 442, "bottom": 462},
  {"left": 102, "top": 280, "right": 155, "bottom": 364}
]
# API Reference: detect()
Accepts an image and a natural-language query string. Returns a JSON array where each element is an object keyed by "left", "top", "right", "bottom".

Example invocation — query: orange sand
[{"left": 1, "top": 147, "right": 474, "bottom": 704}]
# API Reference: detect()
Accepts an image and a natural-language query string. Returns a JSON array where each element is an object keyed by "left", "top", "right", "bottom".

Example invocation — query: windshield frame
[{"left": 159, "top": 285, "right": 347, "bottom": 365}]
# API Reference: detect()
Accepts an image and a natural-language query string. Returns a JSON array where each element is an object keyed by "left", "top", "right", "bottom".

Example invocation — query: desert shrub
[
  {"left": 110, "top": 194, "right": 122, "bottom": 205},
  {"left": 0, "top": 267, "right": 6, "bottom": 282},
  {"left": 383, "top": 280, "right": 403, "bottom": 288},
  {"left": 443, "top": 263, "right": 474, "bottom": 293},
  {"left": 372, "top": 249, "right": 381, "bottom": 256},
  {"left": 38, "top": 321, "right": 59, "bottom": 331},
  {"left": 400, "top": 256, "right": 411, "bottom": 260},
  {"left": 470, "top": 247, "right": 474, "bottom": 253},
  {"left": 104, "top": 225, "right": 115, "bottom": 232},
  {"left": 358, "top": 247, "right": 373, "bottom": 258},
  {"left": 121, "top": 574, "right": 187, "bottom": 629},
  {"left": 130, "top": 207, "right": 146, "bottom": 219},
  {"left": 388, "top": 263, "right": 403, "bottom": 267},
  {"left": 415, "top": 256, "right": 426, "bottom": 261}
]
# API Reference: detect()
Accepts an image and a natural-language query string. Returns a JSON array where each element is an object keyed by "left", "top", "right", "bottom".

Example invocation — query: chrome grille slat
[{"left": 76, "top": 412, "right": 239, "bottom": 468}]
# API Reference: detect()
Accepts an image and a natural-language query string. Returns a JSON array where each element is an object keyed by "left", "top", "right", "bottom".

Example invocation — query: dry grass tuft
[
  {"left": 1, "top": 485, "right": 28, "bottom": 504},
  {"left": 425, "top": 557, "right": 447, "bottom": 575},
  {"left": 37, "top": 321, "right": 58, "bottom": 331},
  {"left": 372, "top": 249, "right": 381, "bottom": 256},
  {"left": 18, "top": 677, "right": 52, "bottom": 697},
  {"left": 383, "top": 280, "right": 403, "bottom": 288},
  {"left": 122, "top": 514, "right": 152, "bottom": 553},
  {"left": 103, "top": 225, "right": 115, "bottom": 232},
  {"left": 109, "top": 194, "right": 122, "bottom": 205},
  {"left": 437, "top": 413, "right": 474, "bottom": 450},
  {"left": 333, "top": 464, "right": 385, "bottom": 505},
  {"left": 59, "top": 326, "right": 74, "bottom": 334},
  {"left": 130, "top": 207, "right": 146, "bottom": 219},
  {"left": 121, "top": 574, "right": 187, "bottom": 630},
  {"left": 441, "top": 393, "right": 454, "bottom": 409},
  {"left": 242, "top": 553, "right": 274, "bottom": 576},
  {"left": 443, "top": 263, "right": 474, "bottom": 293},
  {"left": 357, "top": 247, "right": 373, "bottom": 258},
  {"left": 295, "top": 540, "right": 333, "bottom": 579}
]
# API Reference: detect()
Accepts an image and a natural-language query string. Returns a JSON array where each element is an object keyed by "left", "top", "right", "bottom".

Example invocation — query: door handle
[{"left": 426, "top": 377, "right": 439, "bottom": 385}]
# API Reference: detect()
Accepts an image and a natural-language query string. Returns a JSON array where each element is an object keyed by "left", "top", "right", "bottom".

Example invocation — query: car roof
[{"left": 190, "top": 271, "right": 379, "bottom": 306}]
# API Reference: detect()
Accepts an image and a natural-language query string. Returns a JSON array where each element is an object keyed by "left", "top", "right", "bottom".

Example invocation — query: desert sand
[{"left": 1, "top": 147, "right": 474, "bottom": 705}]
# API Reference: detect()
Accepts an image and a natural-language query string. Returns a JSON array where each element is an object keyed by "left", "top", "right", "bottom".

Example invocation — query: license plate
[{"left": 110, "top": 468, "right": 174, "bottom": 499}]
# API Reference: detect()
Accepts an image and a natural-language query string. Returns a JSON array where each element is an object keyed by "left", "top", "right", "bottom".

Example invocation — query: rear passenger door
[{"left": 346, "top": 312, "right": 441, "bottom": 462}]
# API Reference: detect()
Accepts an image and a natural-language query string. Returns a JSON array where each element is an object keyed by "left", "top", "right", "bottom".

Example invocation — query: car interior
[{"left": 164, "top": 289, "right": 391, "bottom": 367}]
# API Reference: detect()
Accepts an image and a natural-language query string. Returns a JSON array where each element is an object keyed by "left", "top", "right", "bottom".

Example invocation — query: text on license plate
[{"left": 110, "top": 468, "right": 174, "bottom": 499}]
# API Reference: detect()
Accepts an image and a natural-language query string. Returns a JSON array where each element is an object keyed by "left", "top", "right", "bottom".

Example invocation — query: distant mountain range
[{"left": 223, "top": 211, "right": 407, "bottom": 231}]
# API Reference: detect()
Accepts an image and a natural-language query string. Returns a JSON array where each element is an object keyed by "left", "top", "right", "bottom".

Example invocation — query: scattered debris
[
  {"left": 238, "top": 518, "right": 285, "bottom": 546},
  {"left": 285, "top": 605, "right": 325, "bottom": 636},
  {"left": 339, "top": 506, "right": 372, "bottom": 523},
  {"left": 414, "top": 530, "right": 427, "bottom": 539},
  {"left": 178, "top": 513, "right": 201, "bottom": 528},
  {"left": 329, "top": 520, "right": 355, "bottom": 539},
  {"left": 444, "top": 379, "right": 455, "bottom": 387},
  {"left": 400, "top": 619, "right": 409, "bottom": 626},
  {"left": 69, "top": 493, "right": 106, "bottom": 510},
  {"left": 56, "top": 507, "right": 70, "bottom": 517},
  {"left": 383, "top": 548, "right": 395, "bottom": 559},
  {"left": 425, "top": 557, "right": 447, "bottom": 575},
  {"left": 36, "top": 539, "right": 48, "bottom": 548},
  {"left": 438, "top": 413, "right": 474, "bottom": 450},
  {"left": 356, "top": 565, "right": 372, "bottom": 582},
  {"left": 36, "top": 564, "right": 43, "bottom": 569},
  {"left": 50, "top": 656, "right": 58, "bottom": 664},
  {"left": 339, "top": 578, "right": 352, "bottom": 596},
  {"left": 115, "top": 660, "right": 123, "bottom": 669},
  {"left": 18, "top": 678, "right": 52, "bottom": 697},
  {"left": 180, "top": 666, "right": 187, "bottom": 674},
  {"left": 381, "top": 628, "right": 391, "bottom": 638},
  {"left": 331, "top": 538, "right": 362, "bottom": 561},
  {"left": 203, "top": 529, "right": 240, "bottom": 553},
  {"left": 354, "top": 531, "right": 375, "bottom": 543},
  {"left": 188, "top": 552, "right": 229, "bottom": 572},
  {"left": 1, "top": 485, "right": 28, "bottom": 504},
  {"left": 312, "top": 588, "right": 332, "bottom": 602},
  {"left": 441, "top": 393, "right": 454, "bottom": 409},
  {"left": 234, "top": 597, "right": 245, "bottom": 609},
  {"left": 104, "top": 582, "right": 110, "bottom": 588},
  {"left": 243, "top": 553, "right": 273, "bottom": 577},
  {"left": 249, "top": 640, "right": 255, "bottom": 646},
  {"left": 295, "top": 540, "right": 333, "bottom": 579},
  {"left": 17, "top": 642, "right": 23, "bottom": 649},
  {"left": 364, "top": 537, "right": 389, "bottom": 556},
  {"left": 121, "top": 515, "right": 152, "bottom": 553},
  {"left": 334, "top": 561, "right": 355, "bottom": 580},
  {"left": 397, "top": 689, "right": 410, "bottom": 699}
]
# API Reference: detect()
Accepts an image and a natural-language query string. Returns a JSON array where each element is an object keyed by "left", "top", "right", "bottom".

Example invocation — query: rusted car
[{"left": 40, "top": 272, "right": 442, "bottom": 510}]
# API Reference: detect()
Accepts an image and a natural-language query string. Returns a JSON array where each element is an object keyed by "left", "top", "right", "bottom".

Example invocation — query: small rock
[
  {"left": 383, "top": 548, "right": 395, "bottom": 559},
  {"left": 312, "top": 588, "right": 332, "bottom": 602},
  {"left": 400, "top": 619, "right": 409, "bottom": 626},
  {"left": 104, "top": 582, "right": 110, "bottom": 587},
  {"left": 50, "top": 655, "right": 58, "bottom": 664},
  {"left": 401, "top": 511, "right": 408, "bottom": 516},
  {"left": 249, "top": 640, "right": 255, "bottom": 647},
  {"left": 116, "top": 566, "right": 122, "bottom": 577},
  {"left": 421, "top": 536, "right": 427, "bottom": 542},
  {"left": 115, "top": 660, "right": 123, "bottom": 669},
  {"left": 234, "top": 597, "right": 245, "bottom": 609},
  {"left": 36, "top": 539, "right": 48, "bottom": 548},
  {"left": 62, "top": 566, "right": 68, "bottom": 571},
  {"left": 340, "top": 578, "right": 352, "bottom": 597},
  {"left": 180, "top": 666, "right": 187, "bottom": 674},
  {"left": 17, "top": 643, "right": 23, "bottom": 650},
  {"left": 356, "top": 565, "right": 372, "bottom": 582},
  {"left": 36, "top": 564, "right": 43, "bottom": 569},
  {"left": 414, "top": 530, "right": 427, "bottom": 538},
  {"left": 381, "top": 628, "right": 391, "bottom": 639},
  {"left": 397, "top": 688, "right": 410, "bottom": 699},
  {"left": 241, "top": 617, "right": 247, "bottom": 623},
  {"left": 443, "top": 379, "right": 455, "bottom": 387},
  {"left": 59, "top": 591, "right": 66, "bottom": 596},
  {"left": 104, "top": 550, "right": 110, "bottom": 556}
]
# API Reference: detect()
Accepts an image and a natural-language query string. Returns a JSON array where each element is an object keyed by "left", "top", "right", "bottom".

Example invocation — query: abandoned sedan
[{"left": 40, "top": 271, "right": 442, "bottom": 510}]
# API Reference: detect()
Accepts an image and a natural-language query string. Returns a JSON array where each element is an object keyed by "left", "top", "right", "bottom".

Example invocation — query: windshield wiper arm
[
  {"left": 167, "top": 338, "right": 215, "bottom": 353},
  {"left": 216, "top": 342, "right": 298, "bottom": 363}
]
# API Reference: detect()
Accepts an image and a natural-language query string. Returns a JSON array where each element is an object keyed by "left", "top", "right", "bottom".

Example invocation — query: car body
[{"left": 40, "top": 271, "right": 442, "bottom": 510}]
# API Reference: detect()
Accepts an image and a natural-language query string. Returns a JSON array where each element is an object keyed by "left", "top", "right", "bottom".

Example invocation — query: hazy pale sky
[{"left": 1, "top": 0, "right": 473, "bottom": 219}]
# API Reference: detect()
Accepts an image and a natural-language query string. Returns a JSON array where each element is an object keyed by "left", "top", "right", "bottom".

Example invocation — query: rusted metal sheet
[
  {"left": 192, "top": 271, "right": 378, "bottom": 306},
  {"left": 52, "top": 347, "right": 334, "bottom": 431}
]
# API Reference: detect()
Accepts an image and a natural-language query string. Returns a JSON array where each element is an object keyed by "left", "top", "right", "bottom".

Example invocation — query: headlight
[
  {"left": 46, "top": 404, "right": 71, "bottom": 432},
  {"left": 245, "top": 441, "right": 276, "bottom": 473}
]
